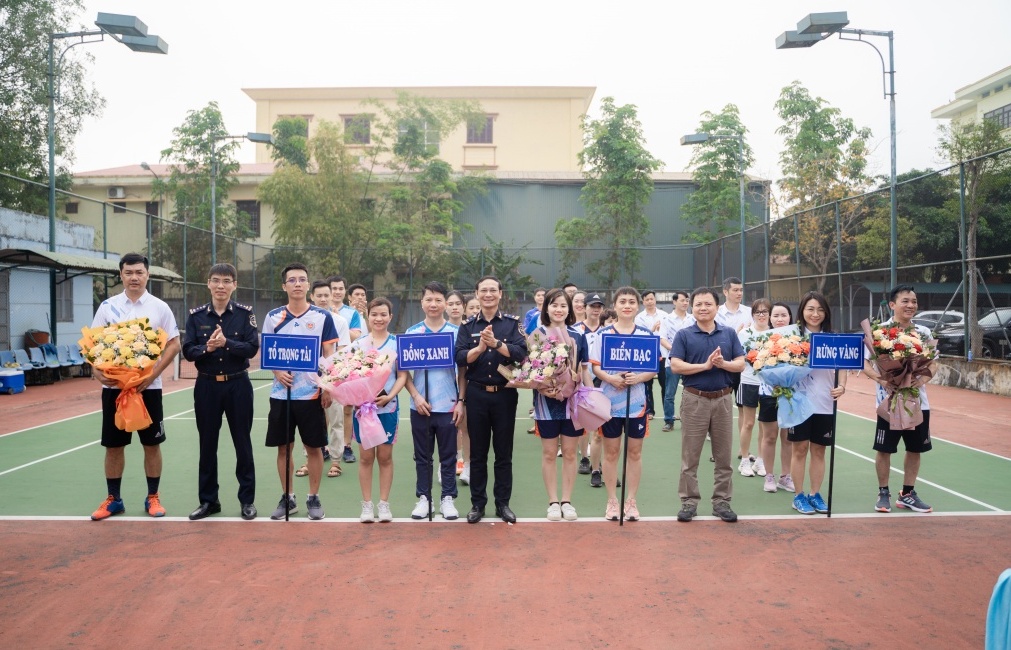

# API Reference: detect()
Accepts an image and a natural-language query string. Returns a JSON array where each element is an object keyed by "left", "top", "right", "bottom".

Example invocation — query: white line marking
[{"left": 0, "top": 441, "right": 100, "bottom": 477}]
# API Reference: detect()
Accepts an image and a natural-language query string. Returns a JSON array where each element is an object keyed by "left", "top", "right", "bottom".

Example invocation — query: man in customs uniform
[
  {"left": 454, "top": 275, "right": 528, "bottom": 524},
  {"left": 183, "top": 263, "right": 260, "bottom": 520}
]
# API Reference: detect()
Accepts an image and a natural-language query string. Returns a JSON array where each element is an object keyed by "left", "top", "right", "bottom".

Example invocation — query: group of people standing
[{"left": 88, "top": 253, "right": 934, "bottom": 523}]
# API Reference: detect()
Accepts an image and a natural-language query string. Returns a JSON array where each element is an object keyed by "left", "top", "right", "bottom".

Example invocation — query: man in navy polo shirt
[{"left": 670, "top": 287, "right": 745, "bottom": 523}]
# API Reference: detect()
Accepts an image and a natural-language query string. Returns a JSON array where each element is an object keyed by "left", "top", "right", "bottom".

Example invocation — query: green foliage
[
  {"left": 453, "top": 234, "right": 542, "bottom": 312},
  {"left": 555, "top": 97, "right": 662, "bottom": 288},
  {"left": 0, "top": 0, "right": 104, "bottom": 214},
  {"left": 270, "top": 116, "right": 309, "bottom": 171}
]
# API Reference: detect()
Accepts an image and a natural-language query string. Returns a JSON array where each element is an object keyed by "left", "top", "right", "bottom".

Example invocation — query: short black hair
[
  {"left": 310, "top": 280, "right": 330, "bottom": 294},
  {"left": 562, "top": 283, "right": 577, "bottom": 291},
  {"left": 539, "top": 288, "right": 575, "bottom": 327},
  {"left": 889, "top": 284, "right": 916, "bottom": 303},
  {"left": 207, "top": 263, "right": 236, "bottom": 280},
  {"left": 119, "top": 253, "right": 148, "bottom": 271},
  {"left": 641, "top": 289, "right": 656, "bottom": 299},
  {"left": 281, "top": 262, "right": 308, "bottom": 283},
  {"left": 422, "top": 281, "right": 447, "bottom": 298},
  {"left": 475, "top": 275, "right": 502, "bottom": 291},
  {"left": 447, "top": 290, "right": 465, "bottom": 303},
  {"left": 673, "top": 290, "right": 689, "bottom": 301},
  {"left": 328, "top": 275, "right": 347, "bottom": 288},
  {"left": 690, "top": 287, "right": 721, "bottom": 306},
  {"left": 722, "top": 277, "right": 742, "bottom": 291},
  {"left": 348, "top": 283, "right": 367, "bottom": 295}
]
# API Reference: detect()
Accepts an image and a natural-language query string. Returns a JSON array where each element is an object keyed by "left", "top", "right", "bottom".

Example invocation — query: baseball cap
[{"left": 586, "top": 293, "right": 604, "bottom": 306}]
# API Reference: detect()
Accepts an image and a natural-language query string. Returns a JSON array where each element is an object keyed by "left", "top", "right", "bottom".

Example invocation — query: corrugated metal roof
[{"left": 0, "top": 248, "right": 181, "bottom": 281}]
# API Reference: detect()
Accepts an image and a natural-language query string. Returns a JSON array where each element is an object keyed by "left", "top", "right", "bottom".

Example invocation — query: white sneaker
[
  {"left": 378, "top": 500, "right": 393, "bottom": 522},
  {"left": 753, "top": 457, "right": 767, "bottom": 477},
  {"left": 460, "top": 464, "right": 470, "bottom": 485},
  {"left": 777, "top": 474, "right": 796, "bottom": 493},
  {"left": 738, "top": 456, "right": 755, "bottom": 477},
  {"left": 360, "top": 500, "right": 375, "bottom": 523},
  {"left": 411, "top": 495, "right": 429, "bottom": 519},
  {"left": 440, "top": 496, "right": 459, "bottom": 520},
  {"left": 763, "top": 474, "right": 778, "bottom": 493},
  {"left": 560, "top": 502, "right": 578, "bottom": 521},
  {"left": 546, "top": 502, "right": 562, "bottom": 521}
]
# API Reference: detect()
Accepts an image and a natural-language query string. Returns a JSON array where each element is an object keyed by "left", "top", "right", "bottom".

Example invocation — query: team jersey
[
  {"left": 331, "top": 311, "right": 350, "bottom": 349},
  {"left": 867, "top": 319, "right": 933, "bottom": 411},
  {"left": 337, "top": 304, "right": 362, "bottom": 332},
  {"left": 588, "top": 324, "right": 653, "bottom": 418},
  {"left": 531, "top": 326, "right": 588, "bottom": 421},
  {"left": 92, "top": 290, "right": 180, "bottom": 391},
  {"left": 404, "top": 320, "right": 459, "bottom": 413},
  {"left": 349, "top": 333, "right": 400, "bottom": 414},
  {"left": 263, "top": 304, "right": 337, "bottom": 400},
  {"left": 797, "top": 327, "right": 836, "bottom": 414},
  {"left": 524, "top": 308, "right": 541, "bottom": 335}
]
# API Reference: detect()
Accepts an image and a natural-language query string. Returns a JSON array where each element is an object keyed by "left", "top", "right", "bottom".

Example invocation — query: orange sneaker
[
  {"left": 456, "top": 459, "right": 465, "bottom": 476},
  {"left": 91, "top": 495, "right": 125, "bottom": 520},
  {"left": 145, "top": 493, "right": 166, "bottom": 517}
]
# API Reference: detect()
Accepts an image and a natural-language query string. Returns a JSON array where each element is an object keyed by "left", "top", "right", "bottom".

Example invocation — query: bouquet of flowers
[
  {"left": 78, "top": 317, "right": 167, "bottom": 431},
  {"left": 746, "top": 328, "right": 813, "bottom": 428},
  {"left": 498, "top": 327, "right": 578, "bottom": 399},
  {"left": 568, "top": 385, "right": 611, "bottom": 432},
  {"left": 314, "top": 347, "right": 394, "bottom": 450},
  {"left": 861, "top": 319, "right": 937, "bottom": 430}
]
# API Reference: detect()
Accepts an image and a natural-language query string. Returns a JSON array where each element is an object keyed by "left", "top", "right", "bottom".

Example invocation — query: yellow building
[{"left": 931, "top": 64, "right": 1011, "bottom": 130}]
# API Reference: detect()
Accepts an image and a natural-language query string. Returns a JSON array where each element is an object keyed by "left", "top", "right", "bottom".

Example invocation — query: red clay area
[{"left": 0, "top": 517, "right": 1006, "bottom": 648}]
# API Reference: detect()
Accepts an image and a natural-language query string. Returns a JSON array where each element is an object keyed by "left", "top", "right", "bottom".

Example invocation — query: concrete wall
[{"left": 934, "top": 357, "right": 1011, "bottom": 397}]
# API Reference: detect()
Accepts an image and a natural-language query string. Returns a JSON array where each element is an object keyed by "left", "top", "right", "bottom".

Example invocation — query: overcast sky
[{"left": 72, "top": 0, "right": 1010, "bottom": 205}]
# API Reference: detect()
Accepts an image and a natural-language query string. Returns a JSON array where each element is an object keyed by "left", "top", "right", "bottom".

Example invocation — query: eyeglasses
[
  {"left": 284, "top": 277, "right": 309, "bottom": 285},
  {"left": 209, "top": 278, "right": 235, "bottom": 286},
  {"left": 753, "top": 310, "right": 769, "bottom": 315}
]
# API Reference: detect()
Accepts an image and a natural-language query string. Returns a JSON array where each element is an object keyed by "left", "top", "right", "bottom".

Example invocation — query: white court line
[{"left": 0, "top": 441, "right": 100, "bottom": 477}]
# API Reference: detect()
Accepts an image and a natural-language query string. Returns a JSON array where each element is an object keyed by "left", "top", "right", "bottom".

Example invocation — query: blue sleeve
[
  {"left": 576, "top": 332, "right": 588, "bottom": 365},
  {"left": 671, "top": 330, "right": 688, "bottom": 362},
  {"left": 348, "top": 310, "right": 362, "bottom": 330}
]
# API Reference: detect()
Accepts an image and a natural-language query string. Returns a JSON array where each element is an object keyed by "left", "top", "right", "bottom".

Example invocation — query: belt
[
  {"left": 198, "top": 370, "right": 248, "bottom": 382},
  {"left": 683, "top": 386, "right": 732, "bottom": 399},
  {"left": 468, "top": 381, "right": 507, "bottom": 393}
]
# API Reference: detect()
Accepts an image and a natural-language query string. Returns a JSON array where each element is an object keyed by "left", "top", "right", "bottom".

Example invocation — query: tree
[
  {"left": 936, "top": 119, "right": 1011, "bottom": 357},
  {"left": 554, "top": 97, "right": 662, "bottom": 288},
  {"left": 453, "top": 234, "right": 542, "bottom": 312},
  {"left": 775, "top": 81, "right": 874, "bottom": 293},
  {"left": 269, "top": 116, "right": 309, "bottom": 171},
  {"left": 0, "top": 0, "right": 104, "bottom": 214}
]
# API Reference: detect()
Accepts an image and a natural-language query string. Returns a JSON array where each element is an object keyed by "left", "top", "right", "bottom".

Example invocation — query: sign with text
[
  {"left": 260, "top": 333, "right": 319, "bottom": 372},
  {"left": 397, "top": 332, "right": 456, "bottom": 370},
  {"left": 600, "top": 334, "right": 659, "bottom": 372},
  {"left": 809, "top": 333, "right": 865, "bottom": 369}
]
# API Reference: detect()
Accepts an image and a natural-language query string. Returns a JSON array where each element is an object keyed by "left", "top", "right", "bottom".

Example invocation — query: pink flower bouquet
[
  {"left": 568, "top": 385, "right": 611, "bottom": 432},
  {"left": 315, "top": 348, "right": 393, "bottom": 450},
  {"left": 498, "top": 327, "right": 578, "bottom": 399},
  {"left": 861, "top": 319, "right": 937, "bottom": 430}
]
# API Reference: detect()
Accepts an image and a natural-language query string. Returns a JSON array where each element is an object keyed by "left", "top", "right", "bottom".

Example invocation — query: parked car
[
  {"left": 913, "top": 310, "right": 964, "bottom": 332},
  {"left": 934, "top": 307, "right": 1011, "bottom": 359}
]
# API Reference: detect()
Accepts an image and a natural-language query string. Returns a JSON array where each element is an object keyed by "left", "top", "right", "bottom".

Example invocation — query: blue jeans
[{"left": 664, "top": 366, "right": 681, "bottom": 424}]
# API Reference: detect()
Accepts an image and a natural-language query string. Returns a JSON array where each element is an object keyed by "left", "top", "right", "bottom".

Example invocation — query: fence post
[
  {"left": 182, "top": 223, "right": 188, "bottom": 311},
  {"left": 835, "top": 201, "right": 844, "bottom": 327},
  {"left": 959, "top": 162, "right": 969, "bottom": 358},
  {"left": 793, "top": 214, "right": 802, "bottom": 301}
]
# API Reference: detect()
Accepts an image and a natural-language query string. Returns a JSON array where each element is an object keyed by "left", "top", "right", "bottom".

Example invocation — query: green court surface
[{"left": 1, "top": 379, "right": 1009, "bottom": 521}]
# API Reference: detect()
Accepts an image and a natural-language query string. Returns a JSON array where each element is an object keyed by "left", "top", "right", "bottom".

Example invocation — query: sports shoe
[
  {"left": 713, "top": 502, "right": 738, "bottom": 522},
  {"left": 753, "top": 457, "right": 767, "bottom": 477},
  {"left": 605, "top": 497, "right": 620, "bottom": 521},
  {"left": 875, "top": 488, "right": 892, "bottom": 513},
  {"left": 763, "top": 474, "right": 778, "bottom": 493},
  {"left": 91, "top": 495, "right": 125, "bottom": 520},
  {"left": 560, "top": 502, "right": 578, "bottom": 521},
  {"left": 144, "top": 493, "right": 166, "bottom": 517},
  {"left": 440, "top": 496, "right": 459, "bottom": 520},
  {"left": 360, "top": 500, "right": 376, "bottom": 523},
  {"left": 792, "top": 493, "right": 815, "bottom": 515},
  {"left": 411, "top": 495, "right": 430, "bottom": 519},
  {"left": 677, "top": 503, "right": 697, "bottom": 522},
  {"left": 777, "top": 474, "right": 796, "bottom": 493},
  {"left": 590, "top": 469, "right": 602, "bottom": 488},
  {"left": 342, "top": 446, "right": 356, "bottom": 463},
  {"left": 896, "top": 489, "right": 933, "bottom": 513},
  {"left": 306, "top": 494, "right": 325, "bottom": 520},
  {"left": 377, "top": 500, "right": 393, "bottom": 522},
  {"left": 578, "top": 457, "right": 592, "bottom": 475},
  {"left": 456, "top": 459, "right": 464, "bottom": 476},
  {"left": 459, "top": 464, "right": 470, "bottom": 485},
  {"left": 270, "top": 494, "right": 298, "bottom": 520},
  {"left": 547, "top": 502, "right": 562, "bottom": 521},
  {"left": 661, "top": 422, "right": 674, "bottom": 432},
  {"left": 624, "top": 498, "right": 640, "bottom": 521},
  {"left": 808, "top": 492, "right": 828, "bottom": 514},
  {"left": 738, "top": 456, "right": 755, "bottom": 477}
]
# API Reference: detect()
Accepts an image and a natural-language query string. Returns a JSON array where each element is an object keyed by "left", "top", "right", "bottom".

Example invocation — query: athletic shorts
[
  {"left": 101, "top": 388, "right": 165, "bottom": 447},
  {"left": 535, "top": 419, "right": 581, "bottom": 439},
  {"left": 788, "top": 413, "right": 835, "bottom": 446},
  {"left": 601, "top": 415, "right": 648, "bottom": 440},
  {"left": 873, "top": 411, "right": 932, "bottom": 454},
  {"left": 265, "top": 397, "right": 328, "bottom": 448},
  {"left": 757, "top": 395, "right": 779, "bottom": 423},
  {"left": 736, "top": 383, "right": 760, "bottom": 408},
  {"left": 353, "top": 411, "right": 398, "bottom": 446}
]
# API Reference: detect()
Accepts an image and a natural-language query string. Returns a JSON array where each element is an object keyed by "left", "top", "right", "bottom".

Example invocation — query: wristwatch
[{"left": 495, "top": 339, "right": 504, "bottom": 350}]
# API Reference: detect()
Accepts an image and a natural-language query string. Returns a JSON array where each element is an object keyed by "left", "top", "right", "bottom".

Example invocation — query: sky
[{"left": 71, "top": 0, "right": 1011, "bottom": 202}]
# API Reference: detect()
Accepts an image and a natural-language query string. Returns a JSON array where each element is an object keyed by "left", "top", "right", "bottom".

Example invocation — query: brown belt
[
  {"left": 683, "top": 386, "right": 732, "bottom": 399},
  {"left": 198, "top": 370, "right": 248, "bottom": 382},
  {"left": 469, "top": 381, "right": 505, "bottom": 393}
]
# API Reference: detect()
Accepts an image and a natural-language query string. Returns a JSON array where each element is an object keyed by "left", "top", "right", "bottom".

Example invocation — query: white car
[{"left": 913, "top": 310, "right": 965, "bottom": 332}]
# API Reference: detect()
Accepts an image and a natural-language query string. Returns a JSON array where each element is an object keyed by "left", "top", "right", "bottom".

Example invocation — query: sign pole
[
  {"left": 619, "top": 383, "right": 631, "bottom": 526},
  {"left": 827, "top": 369, "right": 839, "bottom": 518},
  {"left": 285, "top": 383, "right": 291, "bottom": 522},
  {"left": 425, "top": 367, "right": 433, "bottom": 522}
]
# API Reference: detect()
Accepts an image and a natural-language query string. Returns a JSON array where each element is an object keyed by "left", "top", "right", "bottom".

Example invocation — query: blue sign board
[
  {"left": 809, "top": 333, "right": 865, "bottom": 370},
  {"left": 600, "top": 334, "right": 659, "bottom": 372},
  {"left": 397, "top": 332, "right": 456, "bottom": 370},
  {"left": 260, "top": 334, "right": 320, "bottom": 372}
]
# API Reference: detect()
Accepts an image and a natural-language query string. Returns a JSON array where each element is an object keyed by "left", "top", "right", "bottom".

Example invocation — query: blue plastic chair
[
  {"left": 28, "top": 347, "right": 47, "bottom": 367},
  {"left": 987, "top": 568, "right": 1011, "bottom": 650},
  {"left": 56, "top": 345, "right": 74, "bottom": 367},
  {"left": 14, "top": 349, "right": 38, "bottom": 370},
  {"left": 39, "top": 344, "right": 61, "bottom": 368},
  {"left": 0, "top": 350, "right": 16, "bottom": 369},
  {"left": 68, "top": 345, "right": 86, "bottom": 365}
]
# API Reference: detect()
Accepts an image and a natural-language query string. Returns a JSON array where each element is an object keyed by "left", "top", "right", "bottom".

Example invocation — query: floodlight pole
[{"left": 209, "top": 132, "right": 274, "bottom": 264}]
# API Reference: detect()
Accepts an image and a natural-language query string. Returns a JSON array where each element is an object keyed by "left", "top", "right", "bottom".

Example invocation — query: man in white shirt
[
  {"left": 659, "top": 290, "right": 694, "bottom": 431},
  {"left": 634, "top": 290, "right": 668, "bottom": 420},
  {"left": 715, "top": 277, "right": 752, "bottom": 446}
]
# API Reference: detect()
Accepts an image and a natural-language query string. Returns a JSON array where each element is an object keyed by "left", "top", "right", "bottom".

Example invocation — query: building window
[
  {"left": 56, "top": 279, "right": 73, "bottom": 323},
  {"left": 984, "top": 103, "right": 1011, "bottom": 130},
  {"left": 277, "top": 114, "right": 312, "bottom": 137},
  {"left": 467, "top": 116, "right": 494, "bottom": 144},
  {"left": 65, "top": 202, "right": 79, "bottom": 214},
  {"left": 145, "top": 201, "right": 159, "bottom": 218},
  {"left": 235, "top": 200, "right": 261, "bottom": 237},
  {"left": 113, "top": 202, "right": 126, "bottom": 213},
  {"left": 397, "top": 119, "right": 439, "bottom": 156},
  {"left": 343, "top": 115, "right": 371, "bottom": 145}
]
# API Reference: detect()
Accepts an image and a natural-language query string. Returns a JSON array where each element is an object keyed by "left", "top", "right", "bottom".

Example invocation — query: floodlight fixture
[
  {"left": 775, "top": 31, "right": 824, "bottom": 49},
  {"left": 797, "top": 12, "right": 850, "bottom": 36},
  {"left": 246, "top": 132, "right": 275, "bottom": 145},
  {"left": 94, "top": 13, "right": 148, "bottom": 37},
  {"left": 121, "top": 34, "right": 169, "bottom": 55},
  {"left": 679, "top": 133, "right": 710, "bottom": 146}
]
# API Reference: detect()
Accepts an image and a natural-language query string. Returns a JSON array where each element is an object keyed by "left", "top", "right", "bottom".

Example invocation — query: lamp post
[
  {"left": 680, "top": 132, "right": 747, "bottom": 288},
  {"left": 47, "top": 12, "right": 167, "bottom": 344},
  {"left": 140, "top": 161, "right": 160, "bottom": 265},
  {"left": 775, "top": 11, "right": 898, "bottom": 290},
  {"left": 209, "top": 132, "right": 273, "bottom": 264}
]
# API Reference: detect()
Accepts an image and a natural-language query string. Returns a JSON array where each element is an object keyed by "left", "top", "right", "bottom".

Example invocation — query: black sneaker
[
  {"left": 677, "top": 504, "right": 697, "bottom": 522},
  {"left": 589, "top": 469, "right": 602, "bottom": 488},
  {"left": 342, "top": 446, "right": 356, "bottom": 463},
  {"left": 713, "top": 502, "right": 738, "bottom": 523},
  {"left": 577, "top": 457, "right": 592, "bottom": 475}
]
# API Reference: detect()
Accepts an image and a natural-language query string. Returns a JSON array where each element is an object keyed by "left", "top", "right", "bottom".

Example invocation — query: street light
[
  {"left": 47, "top": 12, "right": 168, "bottom": 343},
  {"left": 680, "top": 132, "right": 748, "bottom": 288},
  {"left": 209, "top": 132, "right": 274, "bottom": 264},
  {"left": 776, "top": 11, "right": 898, "bottom": 290}
]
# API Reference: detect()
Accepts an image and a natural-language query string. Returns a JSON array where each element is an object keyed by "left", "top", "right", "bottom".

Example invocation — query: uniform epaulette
[
  {"left": 234, "top": 302, "right": 253, "bottom": 312},
  {"left": 503, "top": 313, "right": 520, "bottom": 321},
  {"left": 464, "top": 315, "right": 477, "bottom": 324},
  {"left": 189, "top": 303, "right": 210, "bottom": 315}
]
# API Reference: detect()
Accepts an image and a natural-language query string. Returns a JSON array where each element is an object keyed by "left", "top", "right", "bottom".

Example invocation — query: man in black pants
[
  {"left": 183, "top": 263, "right": 260, "bottom": 520},
  {"left": 455, "top": 275, "right": 528, "bottom": 524}
]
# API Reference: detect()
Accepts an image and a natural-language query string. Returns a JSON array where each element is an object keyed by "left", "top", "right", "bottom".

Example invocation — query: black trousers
[
  {"left": 465, "top": 384, "right": 518, "bottom": 511},
  {"left": 410, "top": 410, "right": 458, "bottom": 501},
  {"left": 194, "top": 375, "right": 255, "bottom": 505}
]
